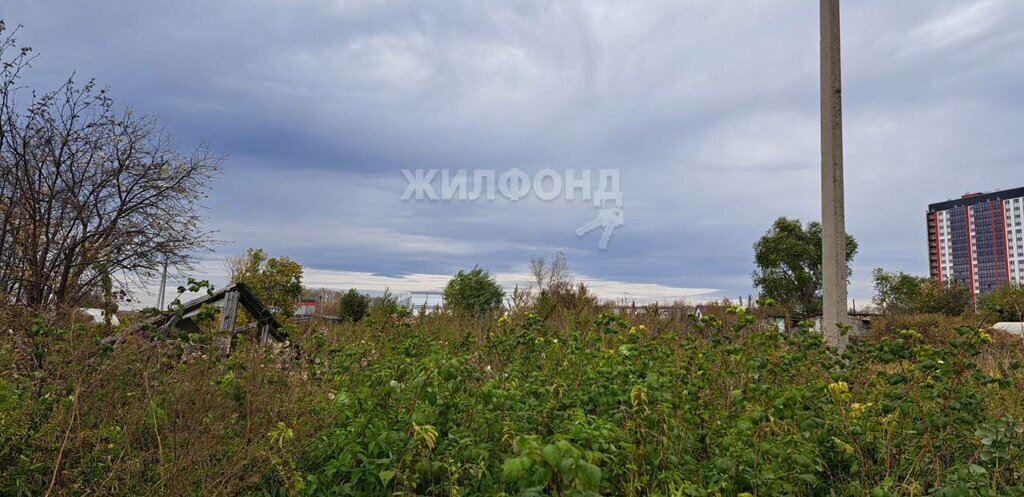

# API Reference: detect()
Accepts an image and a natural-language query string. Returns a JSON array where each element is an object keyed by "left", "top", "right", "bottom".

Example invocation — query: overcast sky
[{"left": 5, "top": 0, "right": 1023, "bottom": 304}]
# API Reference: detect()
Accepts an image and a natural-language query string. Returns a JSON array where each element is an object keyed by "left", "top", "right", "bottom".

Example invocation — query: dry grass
[{"left": 0, "top": 306, "right": 326, "bottom": 496}]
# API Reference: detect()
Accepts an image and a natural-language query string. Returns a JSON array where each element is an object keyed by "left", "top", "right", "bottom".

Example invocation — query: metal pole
[
  {"left": 157, "top": 262, "right": 168, "bottom": 310},
  {"left": 821, "top": 0, "right": 848, "bottom": 350}
]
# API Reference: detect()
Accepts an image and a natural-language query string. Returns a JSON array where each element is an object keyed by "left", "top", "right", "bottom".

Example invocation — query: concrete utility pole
[
  {"left": 820, "top": 0, "right": 848, "bottom": 350},
  {"left": 157, "top": 262, "right": 168, "bottom": 310}
]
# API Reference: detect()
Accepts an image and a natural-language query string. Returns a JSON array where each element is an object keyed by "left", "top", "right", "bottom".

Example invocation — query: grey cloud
[{"left": 4, "top": 0, "right": 1023, "bottom": 301}]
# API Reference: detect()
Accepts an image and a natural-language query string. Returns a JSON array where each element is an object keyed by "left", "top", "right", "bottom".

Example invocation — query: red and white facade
[
  {"left": 1007, "top": 196, "right": 1024, "bottom": 285},
  {"left": 928, "top": 188, "right": 1024, "bottom": 298}
]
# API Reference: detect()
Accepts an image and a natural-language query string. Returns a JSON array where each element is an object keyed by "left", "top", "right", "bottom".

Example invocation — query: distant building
[
  {"left": 294, "top": 299, "right": 317, "bottom": 318},
  {"left": 927, "top": 187, "right": 1024, "bottom": 299}
]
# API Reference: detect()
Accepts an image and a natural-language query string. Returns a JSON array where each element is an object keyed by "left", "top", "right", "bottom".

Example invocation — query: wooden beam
[
  {"left": 220, "top": 289, "right": 240, "bottom": 354},
  {"left": 219, "top": 289, "right": 240, "bottom": 334},
  {"left": 101, "top": 282, "right": 287, "bottom": 349},
  {"left": 259, "top": 323, "right": 270, "bottom": 346}
]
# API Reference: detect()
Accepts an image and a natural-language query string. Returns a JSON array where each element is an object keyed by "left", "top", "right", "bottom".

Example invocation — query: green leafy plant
[
  {"left": 980, "top": 284, "right": 1024, "bottom": 322},
  {"left": 872, "top": 268, "right": 970, "bottom": 316},
  {"left": 5, "top": 295, "right": 1024, "bottom": 496},
  {"left": 443, "top": 266, "right": 504, "bottom": 316},
  {"left": 337, "top": 289, "right": 370, "bottom": 323},
  {"left": 226, "top": 248, "right": 304, "bottom": 319}
]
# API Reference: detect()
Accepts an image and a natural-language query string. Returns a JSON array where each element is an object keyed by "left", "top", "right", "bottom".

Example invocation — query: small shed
[
  {"left": 294, "top": 299, "right": 317, "bottom": 318},
  {"left": 773, "top": 313, "right": 876, "bottom": 336},
  {"left": 809, "top": 313, "right": 875, "bottom": 336}
]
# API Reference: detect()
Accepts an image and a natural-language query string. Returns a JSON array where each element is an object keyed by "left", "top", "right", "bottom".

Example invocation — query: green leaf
[
  {"left": 968, "top": 464, "right": 988, "bottom": 475},
  {"left": 558, "top": 457, "right": 575, "bottom": 474},
  {"left": 541, "top": 444, "right": 560, "bottom": 466},
  {"left": 580, "top": 462, "right": 602, "bottom": 487},
  {"left": 502, "top": 457, "right": 523, "bottom": 480}
]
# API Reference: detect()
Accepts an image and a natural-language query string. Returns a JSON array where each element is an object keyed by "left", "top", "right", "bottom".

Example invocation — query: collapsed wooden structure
[{"left": 104, "top": 282, "right": 285, "bottom": 353}]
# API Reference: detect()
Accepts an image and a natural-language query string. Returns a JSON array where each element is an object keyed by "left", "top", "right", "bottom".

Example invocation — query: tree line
[{"left": 753, "top": 216, "right": 1023, "bottom": 322}]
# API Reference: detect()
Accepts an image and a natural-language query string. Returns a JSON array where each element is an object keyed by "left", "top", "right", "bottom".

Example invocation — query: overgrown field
[{"left": 2, "top": 307, "right": 1024, "bottom": 496}]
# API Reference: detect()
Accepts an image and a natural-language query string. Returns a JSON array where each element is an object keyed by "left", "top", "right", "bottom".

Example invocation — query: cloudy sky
[{"left": 5, "top": 0, "right": 1023, "bottom": 304}]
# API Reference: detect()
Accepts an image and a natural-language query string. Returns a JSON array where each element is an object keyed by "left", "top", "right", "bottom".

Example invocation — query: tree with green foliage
[
  {"left": 365, "top": 288, "right": 407, "bottom": 325},
  {"left": 980, "top": 284, "right": 1024, "bottom": 322},
  {"left": 226, "top": 248, "right": 303, "bottom": 319},
  {"left": 337, "top": 289, "right": 370, "bottom": 323},
  {"left": 752, "top": 217, "right": 857, "bottom": 318},
  {"left": 443, "top": 266, "right": 504, "bottom": 315},
  {"left": 915, "top": 279, "right": 971, "bottom": 316},
  {"left": 872, "top": 268, "right": 970, "bottom": 316},
  {"left": 872, "top": 268, "right": 924, "bottom": 315}
]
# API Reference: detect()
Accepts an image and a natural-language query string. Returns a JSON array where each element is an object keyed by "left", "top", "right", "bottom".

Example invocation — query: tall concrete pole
[
  {"left": 157, "top": 262, "right": 168, "bottom": 310},
  {"left": 820, "top": 0, "right": 848, "bottom": 350}
]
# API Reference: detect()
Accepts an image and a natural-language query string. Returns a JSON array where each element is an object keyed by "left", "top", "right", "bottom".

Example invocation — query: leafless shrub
[{"left": 0, "top": 22, "right": 220, "bottom": 310}]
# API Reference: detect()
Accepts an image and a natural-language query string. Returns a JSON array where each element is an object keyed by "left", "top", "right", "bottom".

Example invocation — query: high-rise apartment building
[{"left": 927, "top": 187, "right": 1024, "bottom": 299}]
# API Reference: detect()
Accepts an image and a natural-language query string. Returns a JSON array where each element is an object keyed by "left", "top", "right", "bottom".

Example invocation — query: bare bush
[{"left": 0, "top": 22, "right": 219, "bottom": 310}]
